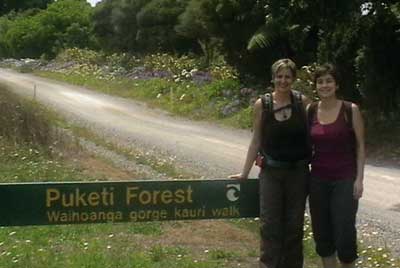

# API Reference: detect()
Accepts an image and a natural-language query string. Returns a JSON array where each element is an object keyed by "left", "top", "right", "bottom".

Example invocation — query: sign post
[{"left": 0, "top": 179, "right": 259, "bottom": 226}]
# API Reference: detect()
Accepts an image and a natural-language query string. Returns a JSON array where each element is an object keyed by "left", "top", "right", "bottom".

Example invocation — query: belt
[{"left": 264, "top": 155, "right": 309, "bottom": 169}]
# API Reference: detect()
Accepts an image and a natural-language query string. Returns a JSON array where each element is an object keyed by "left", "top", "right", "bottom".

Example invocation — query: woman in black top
[{"left": 230, "top": 58, "right": 310, "bottom": 268}]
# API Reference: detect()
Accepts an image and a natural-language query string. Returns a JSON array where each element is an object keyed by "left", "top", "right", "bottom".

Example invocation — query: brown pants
[{"left": 259, "top": 164, "right": 309, "bottom": 268}]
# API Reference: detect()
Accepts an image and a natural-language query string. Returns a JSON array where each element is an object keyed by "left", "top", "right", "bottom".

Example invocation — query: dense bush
[
  {"left": 1, "top": 0, "right": 399, "bottom": 117},
  {"left": 0, "top": 0, "right": 94, "bottom": 59}
]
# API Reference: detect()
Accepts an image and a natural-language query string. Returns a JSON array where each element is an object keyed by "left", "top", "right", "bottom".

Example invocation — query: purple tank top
[{"left": 310, "top": 103, "right": 356, "bottom": 180}]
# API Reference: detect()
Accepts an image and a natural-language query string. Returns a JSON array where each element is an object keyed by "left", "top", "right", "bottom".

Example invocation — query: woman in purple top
[{"left": 308, "top": 63, "right": 365, "bottom": 268}]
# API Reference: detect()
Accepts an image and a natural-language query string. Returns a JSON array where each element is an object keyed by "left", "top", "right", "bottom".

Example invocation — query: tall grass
[{"left": 0, "top": 85, "right": 58, "bottom": 149}]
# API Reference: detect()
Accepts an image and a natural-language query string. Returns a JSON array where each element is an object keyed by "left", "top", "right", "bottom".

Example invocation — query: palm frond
[{"left": 247, "top": 22, "right": 281, "bottom": 51}]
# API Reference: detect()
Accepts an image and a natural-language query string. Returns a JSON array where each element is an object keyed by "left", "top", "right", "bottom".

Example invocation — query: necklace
[
  {"left": 274, "top": 104, "right": 292, "bottom": 120},
  {"left": 282, "top": 110, "right": 288, "bottom": 119}
]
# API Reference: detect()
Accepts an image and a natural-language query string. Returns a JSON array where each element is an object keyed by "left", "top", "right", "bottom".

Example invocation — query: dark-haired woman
[{"left": 308, "top": 63, "right": 365, "bottom": 268}]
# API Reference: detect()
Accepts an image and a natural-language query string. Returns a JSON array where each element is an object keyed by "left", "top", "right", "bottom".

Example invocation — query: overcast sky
[{"left": 87, "top": 0, "right": 102, "bottom": 6}]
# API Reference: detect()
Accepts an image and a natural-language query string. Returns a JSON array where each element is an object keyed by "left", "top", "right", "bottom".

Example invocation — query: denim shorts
[{"left": 309, "top": 177, "right": 359, "bottom": 263}]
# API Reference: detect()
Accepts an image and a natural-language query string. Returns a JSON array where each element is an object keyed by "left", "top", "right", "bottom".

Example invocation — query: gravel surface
[{"left": 358, "top": 206, "right": 400, "bottom": 257}]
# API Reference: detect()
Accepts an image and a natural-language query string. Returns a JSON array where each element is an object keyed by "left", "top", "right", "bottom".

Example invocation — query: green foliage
[
  {"left": 0, "top": 0, "right": 52, "bottom": 16},
  {"left": 175, "top": 0, "right": 222, "bottom": 65},
  {"left": 209, "top": 249, "right": 240, "bottom": 260},
  {"left": 136, "top": 0, "right": 190, "bottom": 52},
  {"left": 56, "top": 47, "right": 105, "bottom": 65},
  {"left": 0, "top": 14, "right": 13, "bottom": 56},
  {"left": 143, "top": 53, "right": 201, "bottom": 75},
  {"left": 0, "top": 0, "right": 94, "bottom": 59},
  {"left": 92, "top": 0, "right": 148, "bottom": 52},
  {"left": 1, "top": 0, "right": 398, "bottom": 118},
  {"left": 354, "top": 1, "right": 400, "bottom": 116}
]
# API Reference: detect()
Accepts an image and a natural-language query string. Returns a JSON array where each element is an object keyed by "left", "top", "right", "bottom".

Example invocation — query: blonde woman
[{"left": 230, "top": 58, "right": 311, "bottom": 268}]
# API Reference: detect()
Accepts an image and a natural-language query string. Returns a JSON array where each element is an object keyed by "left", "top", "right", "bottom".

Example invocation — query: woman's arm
[
  {"left": 302, "top": 94, "right": 312, "bottom": 108},
  {"left": 229, "top": 99, "right": 263, "bottom": 179},
  {"left": 352, "top": 103, "right": 365, "bottom": 199}
]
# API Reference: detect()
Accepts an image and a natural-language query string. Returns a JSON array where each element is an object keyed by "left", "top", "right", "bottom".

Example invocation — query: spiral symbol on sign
[{"left": 226, "top": 184, "right": 240, "bottom": 202}]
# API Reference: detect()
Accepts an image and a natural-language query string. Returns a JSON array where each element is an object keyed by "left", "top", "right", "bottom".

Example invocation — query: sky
[{"left": 87, "top": 0, "right": 102, "bottom": 7}]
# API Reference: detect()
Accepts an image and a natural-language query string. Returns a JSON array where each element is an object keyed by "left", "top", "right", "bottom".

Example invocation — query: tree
[
  {"left": 355, "top": 1, "right": 400, "bottom": 116},
  {"left": 0, "top": 0, "right": 53, "bottom": 16},
  {"left": 136, "top": 0, "right": 190, "bottom": 53},
  {"left": 92, "top": 0, "right": 147, "bottom": 52},
  {"left": 1, "top": 0, "right": 94, "bottom": 58},
  {"left": 175, "top": 0, "right": 222, "bottom": 65}
]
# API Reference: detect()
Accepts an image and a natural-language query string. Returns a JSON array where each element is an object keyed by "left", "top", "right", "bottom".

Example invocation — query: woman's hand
[
  {"left": 229, "top": 173, "right": 248, "bottom": 180},
  {"left": 353, "top": 178, "right": 364, "bottom": 199}
]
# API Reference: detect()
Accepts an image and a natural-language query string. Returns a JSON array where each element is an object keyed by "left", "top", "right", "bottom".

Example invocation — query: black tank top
[{"left": 261, "top": 93, "right": 309, "bottom": 161}]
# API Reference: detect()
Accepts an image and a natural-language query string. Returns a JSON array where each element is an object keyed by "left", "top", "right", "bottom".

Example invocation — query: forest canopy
[{"left": 0, "top": 0, "right": 399, "bottom": 116}]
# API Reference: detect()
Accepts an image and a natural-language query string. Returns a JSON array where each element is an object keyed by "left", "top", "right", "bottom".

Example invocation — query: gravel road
[{"left": 1, "top": 68, "right": 399, "bottom": 256}]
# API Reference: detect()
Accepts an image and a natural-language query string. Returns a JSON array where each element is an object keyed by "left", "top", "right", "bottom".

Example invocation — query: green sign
[{"left": 0, "top": 179, "right": 259, "bottom": 226}]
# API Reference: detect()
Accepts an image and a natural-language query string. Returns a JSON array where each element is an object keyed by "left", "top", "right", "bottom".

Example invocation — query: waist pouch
[{"left": 256, "top": 152, "right": 309, "bottom": 169}]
